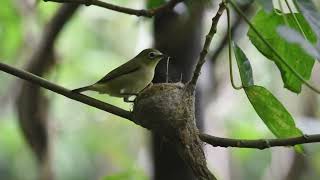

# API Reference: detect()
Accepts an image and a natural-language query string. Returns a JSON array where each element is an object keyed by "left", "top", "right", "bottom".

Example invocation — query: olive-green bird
[{"left": 72, "top": 48, "right": 167, "bottom": 102}]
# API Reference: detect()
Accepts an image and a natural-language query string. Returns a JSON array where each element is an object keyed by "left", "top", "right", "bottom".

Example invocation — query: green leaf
[
  {"left": 295, "top": 0, "right": 320, "bottom": 49},
  {"left": 245, "top": 85, "right": 303, "bottom": 151},
  {"left": 146, "top": 0, "right": 166, "bottom": 9},
  {"left": 248, "top": 9, "right": 317, "bottom": 93},
  {"left": 255, "top": 0, "right": 273, "bottom": 12},
  {"left": 277, "top": 26, "right": 320, "bottom": 60},
  {"left": 233, "top": 43, "right": 254, "bottom": 87}
]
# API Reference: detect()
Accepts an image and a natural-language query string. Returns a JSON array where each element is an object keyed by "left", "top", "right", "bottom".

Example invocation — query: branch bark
[
  {"left": 200, "top": 133, "right": 320, "bottom": 149},
  {"left": 152, "top": 0, "right": 206, "bottom": 178},
  {"left": 0, "top": 62, "right": 133, "bottom": 120},
  {"left": 188, "top": 2, "right": 226, "bottom": 92},
  {"left": 45, "top": 0, "right": 183, "bottom": 17},
  {"left": 2, "top": 61, "right": 320, "bottom": 152}
]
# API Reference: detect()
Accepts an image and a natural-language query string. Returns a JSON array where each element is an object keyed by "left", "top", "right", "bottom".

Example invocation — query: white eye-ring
[{"left": 148, "top": 52, "right": 156, "bottom": 59}]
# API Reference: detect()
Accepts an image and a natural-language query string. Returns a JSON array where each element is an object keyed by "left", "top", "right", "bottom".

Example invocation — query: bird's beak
[{"left": 158, "top": 54, "right": 170, "bottom": 60}]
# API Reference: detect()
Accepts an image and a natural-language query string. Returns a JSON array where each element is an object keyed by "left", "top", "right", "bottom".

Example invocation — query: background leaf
[
  {"left": 0, "top": 0, "right": 22, "bottom": 60},
  {"left": 146, "top": 0, "right": 166, "bottom": 9},
  {"left": 233, "top": 43, "right": 254, "bottom": 87},
  {"left": 248, "top": 9, "right": 317, "bottom": 93}
]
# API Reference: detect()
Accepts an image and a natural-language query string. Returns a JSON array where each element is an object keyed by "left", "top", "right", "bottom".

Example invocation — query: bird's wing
[{"left": 96, "top": 59, "right": 140, "bottom": 84}]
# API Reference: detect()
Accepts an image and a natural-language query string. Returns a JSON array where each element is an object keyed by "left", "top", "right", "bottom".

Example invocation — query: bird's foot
[
  {"left": 121, "top": 93, "right": 138, "bottom": 103},
  {"left": 123, "top": 96, "right": 136, "bottom": 103}
]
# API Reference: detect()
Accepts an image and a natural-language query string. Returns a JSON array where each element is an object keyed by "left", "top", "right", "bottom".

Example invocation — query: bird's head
[{"left": 137, "top": 48, "right": 169, "bottom": 65}]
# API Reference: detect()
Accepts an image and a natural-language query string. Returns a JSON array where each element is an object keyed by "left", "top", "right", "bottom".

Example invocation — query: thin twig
[
  {"left": 209, "top": 2, "right": 251, "bottom": 63},
  {"left": 200, "top": 133, "right": 320, "bottom": 149},
  {"left": 188, "top": 2, "right": 226, "bottom": 92},
  {"left": 227, "top": 6, "right": 243, "bottom": 90},
  {"left": 0, "top": 62, "right": 133, "bottom": 121},
  {"left": 44, "top": 0, "right": 183, "bottom": 17}
]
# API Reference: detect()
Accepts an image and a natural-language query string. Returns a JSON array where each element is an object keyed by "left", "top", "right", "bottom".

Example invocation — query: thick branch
[
  {"left": 45, "top": 0, "right": 183, "bottom": 17},
  {"left": 188, "top": 2, "right": 226, "bottom": 91},
  {"left": 200, "top": 133, "right": 320, "bottom": 149},
  {"left": 0, "top": 62, "right": 133, "bottom": 121}
]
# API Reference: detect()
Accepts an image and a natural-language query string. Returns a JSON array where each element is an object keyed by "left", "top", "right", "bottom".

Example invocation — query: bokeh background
[{"left": 1, "top": 0, "right": 320, "bottom": 179}]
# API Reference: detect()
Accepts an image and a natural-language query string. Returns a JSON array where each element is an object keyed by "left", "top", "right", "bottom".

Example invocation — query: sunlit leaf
[
  {"left": 295, "top": 0, "right": 320, "bottom": 49},
  {"left": 245, "top": 85, "right": 303, "bottom": 152},
  {"left": 248, "top": 9, "right": 317, "bottom": 93},
  {"left": 233, "top": 43, "right": 254, "bottom": 87}
]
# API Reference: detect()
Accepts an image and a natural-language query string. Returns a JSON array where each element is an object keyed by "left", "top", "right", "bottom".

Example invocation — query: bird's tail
[{"left": 71, "top": 85, "right": 92, "bottom": 93}]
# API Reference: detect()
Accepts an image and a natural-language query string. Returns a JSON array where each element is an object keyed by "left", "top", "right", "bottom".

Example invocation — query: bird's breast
[{"left": 101, "top": 67, "right": 154, "bottom": 97}]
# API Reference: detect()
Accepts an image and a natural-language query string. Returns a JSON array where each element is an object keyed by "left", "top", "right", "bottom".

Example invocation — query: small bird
[{"left": 72, "top": 48, "right": 168, "bottom": 102}]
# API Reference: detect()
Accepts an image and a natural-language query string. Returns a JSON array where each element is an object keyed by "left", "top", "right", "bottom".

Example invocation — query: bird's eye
[{"left": 148, "top": 52, "right": 156, "bottom": 59}]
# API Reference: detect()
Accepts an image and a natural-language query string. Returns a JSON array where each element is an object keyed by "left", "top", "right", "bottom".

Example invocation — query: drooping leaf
[
  {"left": 295, "top": 0, "right": 320, "bottom": 49},
  {"left": 248, "top": 9, "right": 317, "bottom": 93},
  {"left": 255, "top": 0, "right": 273, "bottom": 12},
  {"left": 277, "top": 26, "right": 320, "bottom": 60},
  {"left": 244, "top": 85, "right": 304, "bottom": 151},
  {"left": 233, "top": 43, "right": 254, "bottom": 87}
]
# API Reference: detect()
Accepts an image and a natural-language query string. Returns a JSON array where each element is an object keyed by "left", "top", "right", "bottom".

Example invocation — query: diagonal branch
[
  {"left": 0, "top": 62, "right": 134, "bottom": 121},
  {"left": 3, "top": 61, "right": 320, "bottom": 150},
  {"left": 200, "top": 133, "right": 320, "bottom": 149},
  {"left": 44, "top": 0, "right": 183, "bottom": 17},
  {"left": 209, "top": 2, "right": 252, "bottom": 63},
  {"left": 188, "top": 2, "right": 226, "bottom": 92}
]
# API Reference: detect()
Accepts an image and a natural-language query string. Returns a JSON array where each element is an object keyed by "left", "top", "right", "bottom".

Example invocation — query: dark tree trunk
[
  {"left": 15, "top": 4, "right": 79, "bottom": 180},
  {"left": 152, "top": 1, "right": 205, "bottom": 179}
]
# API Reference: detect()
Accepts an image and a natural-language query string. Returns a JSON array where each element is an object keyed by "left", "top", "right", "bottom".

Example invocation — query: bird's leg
[
  {"left": 123, "top": 96, "right": 135, "bottom": 103},
  {"left": 121, "top": 93, "right": 138, "bottom": 103}
]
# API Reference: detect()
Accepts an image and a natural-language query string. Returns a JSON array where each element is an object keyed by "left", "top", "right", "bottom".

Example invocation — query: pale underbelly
[{"left": 92, "top": 70, "right": 153, "bottom": 97}]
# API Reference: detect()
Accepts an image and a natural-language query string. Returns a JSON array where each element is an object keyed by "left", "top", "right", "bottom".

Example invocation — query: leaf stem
[
  {"left": 227, "top": 6, "right": 243, "bottom": 90},
  {"left": 278, "top": 0, "right": 290, "bottom": 26},
  {"left": 284, "top": 0, "right": 307, "bottom": 39}
]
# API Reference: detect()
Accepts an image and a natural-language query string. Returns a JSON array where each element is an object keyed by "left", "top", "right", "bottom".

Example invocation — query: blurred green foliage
[
  {"left": 1, "top": 0, "right": 320, "bottom": 180},
  {"left": 0, "top": 0, "right": 22, "bottom": 62}
]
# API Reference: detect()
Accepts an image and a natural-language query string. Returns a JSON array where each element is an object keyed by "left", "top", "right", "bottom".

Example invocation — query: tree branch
[
  {"left": 188, "top": 2, "right": 226, "bottom": 91},
  {"left": 0, "top": 62, "right": 133, "bottom": 121},
  {"left": 200, "top": 133, "right": 320, "bottom": 149},
  {"left": 4, "top": 61, "right": 320, "bottom": 150},
  {"left": 44, "top": 0, "right": 183, "bottom": 17},
  {"left": 209, "top": 2, "right": 252, "bottom": 63}
]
